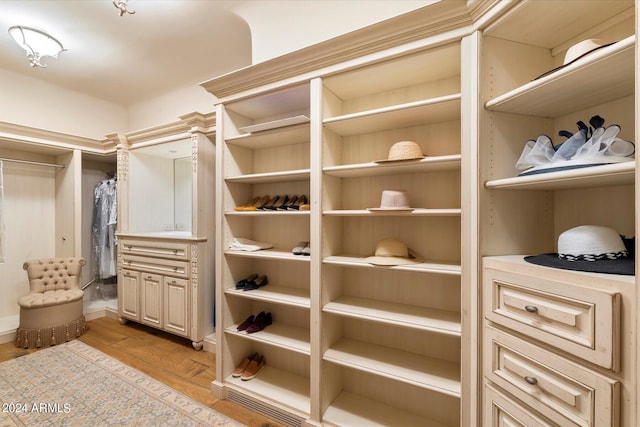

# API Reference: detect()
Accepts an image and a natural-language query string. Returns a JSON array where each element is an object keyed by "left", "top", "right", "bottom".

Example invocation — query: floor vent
[{"left": 227, "top": 389, "right": 305, "bottom": 427}]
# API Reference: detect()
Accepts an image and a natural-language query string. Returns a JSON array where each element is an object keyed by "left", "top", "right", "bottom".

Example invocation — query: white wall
[
  {"left": 0, "top": 68, "right": 128, "bottom": 140},
  {"left": 0, "top": 160, "right": 56, "bottom": 319},
  {"left": 231, "top": 0, "right": 430, "bottom": 64}
]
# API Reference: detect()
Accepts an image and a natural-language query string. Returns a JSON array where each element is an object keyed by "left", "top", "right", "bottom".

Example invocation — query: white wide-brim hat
[
  {"left": 368, "top": 190, "right": 414, "bottom": 212},
  {"left": 362, "top": 238, "right": 424, "bottom": 266},
  {"left": 524, "top": 225, "right": 634, "bottom": 275},
  {"left": 535, "top": 39, "right": 615, "bottom": 80}
]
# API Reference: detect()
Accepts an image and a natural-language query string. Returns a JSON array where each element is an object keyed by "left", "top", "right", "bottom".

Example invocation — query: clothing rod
[{"left": 0, "top": 157, "right": 65, "bottom": 168}]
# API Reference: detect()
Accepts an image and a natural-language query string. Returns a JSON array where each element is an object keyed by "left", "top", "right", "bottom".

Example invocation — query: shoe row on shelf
[
  {"left": 235, "top": 274, "right": 268, "bottom": 291},
  {"left": 234, "top": 194, "right": 310, "bottom": 211},
  {"left": 237, "top": 311, "right": 273, "bottom": 334},
  {"left": 232, "top": 352, "right": 266, "bottom": 381},
  {"left": 292, "top": 241, "right": 311, "bottom": 256}
]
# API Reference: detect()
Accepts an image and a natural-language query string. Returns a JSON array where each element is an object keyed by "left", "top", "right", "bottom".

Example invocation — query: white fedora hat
[
  {"left": 368, "top": 190, "right": 413, "bottom": 212},
  {"left": 535, "top": 39, "right": 615, "bottom": 80}
]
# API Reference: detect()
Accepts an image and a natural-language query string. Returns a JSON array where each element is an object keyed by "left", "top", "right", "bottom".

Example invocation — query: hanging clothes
[{"left": 93, "top": 178, "right": 117, "bottom": 279}]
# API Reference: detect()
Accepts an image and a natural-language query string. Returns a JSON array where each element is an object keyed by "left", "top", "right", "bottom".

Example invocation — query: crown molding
[
  {"left": 0, "top": 121, "right": 109, "bottom": 155},
  {"left": 201, "top": 0, "right": 508, "bottom": 99}
]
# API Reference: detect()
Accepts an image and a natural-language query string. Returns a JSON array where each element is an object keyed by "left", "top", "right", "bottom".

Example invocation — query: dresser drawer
[
  {"left": 484, "top": 263, "right": 620, "bottom": 370},
  {"left": 121, "top": 254, "right": 189, "bottom": 279},
  {"left": 485, "top": 326, "right": 619, "bottom": 427},
  {"left": 484, "top": 383, "right": 554, "bottom": 427},
  {"left": 120, "top": 239, "right": 190, "bottom": 261}
]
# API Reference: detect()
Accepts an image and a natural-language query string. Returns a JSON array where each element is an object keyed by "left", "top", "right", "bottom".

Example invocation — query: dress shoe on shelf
[
  {"left": 243, "top": 274, "right": 268, "bottom": 291},
  {"left": 292, "top": 241, "right": 307, "bottom": 255},
  {"left": 241, "top": 354, "right": 265, "bottom": 381},
  {"left": 234, "top": 196, "right": 259, "bottom": 211},
  {"left": 279, "top": 195, "right": 298, "bottom": 210},
  {"left": 237, "top": 314, "right": 255, "bottom": 331},
  {"left": 236, "top": 273, "right": 258, "bottom": 290},
  {"left": 265, "top": 195, "right": 289, "bottom": 210},
  {"left": 288, "top": 194, "right": 307, "bottom": 210},
  {"left": 302, "top": 242, "right": 311, "bottom": 256},
  {"left": 257, "top": 195, "right": 276, "bottom": 210},
  {"left": 232, "top": 352, "right": 258, "bottom": 377},
  {"left": 246, "top": 311, "right": 272, "bottom": 334}
]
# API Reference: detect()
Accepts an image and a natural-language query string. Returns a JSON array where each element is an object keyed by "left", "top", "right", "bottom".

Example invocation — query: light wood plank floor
[{"left": 0, "top": 316, "right": 285, "bottom": 427}]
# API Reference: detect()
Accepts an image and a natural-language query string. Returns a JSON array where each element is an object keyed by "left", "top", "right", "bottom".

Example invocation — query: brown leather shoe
[
  {"left": 241, "top": 354, "right": 265, "bottom": 380},
  {"left": 232, "top": 352, "right": 258, "bottom": 377}
]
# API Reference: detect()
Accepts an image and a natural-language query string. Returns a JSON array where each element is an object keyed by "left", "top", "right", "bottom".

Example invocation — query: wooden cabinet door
[
  {"left": 141, "top": 273, "right": 163, "bottom": 328},
  {"left": 163, "top": 277, "right": 190, "bottom": 337},
  {"left": 119, "top": 269, "right": 140, "bottom": 321}
]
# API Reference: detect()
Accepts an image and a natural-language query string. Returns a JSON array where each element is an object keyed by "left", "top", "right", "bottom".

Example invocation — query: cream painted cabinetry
[
  {"left": 114, "top": 113, "right": 216, "bottom": 350},
  {"left": 203, "top": 0, "right": 639, "bottom": 425},
  {"left": 479, "top": 1, "right": 637, "bottom": 426},
  {"left": 118, "top": 237, "right": 196, "bottom": 341}
]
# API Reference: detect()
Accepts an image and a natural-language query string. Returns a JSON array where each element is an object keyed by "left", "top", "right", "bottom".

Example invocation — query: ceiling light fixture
[
  {"left": 8, "top": 25, "right": 65, "bottom": 68},
  {"left": 113, "top": 0, "right": 135, "bottom": 16}
]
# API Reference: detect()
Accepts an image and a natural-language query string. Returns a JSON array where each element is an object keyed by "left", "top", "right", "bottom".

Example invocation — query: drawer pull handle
[
  {"left": 524, "top": 305, "right": 538, "bottom": 313},
  {"left": 524, "top": 376, "right": 538, "bottom": 385},
  {"left": 173, "top": 267, "right": 178, "bottom": 272},
  {"left": 146, "top": 276, "right": 153, "bottom": 280},
  {"left": 173, "top": 249, "right": 178, "bottom": 254}
]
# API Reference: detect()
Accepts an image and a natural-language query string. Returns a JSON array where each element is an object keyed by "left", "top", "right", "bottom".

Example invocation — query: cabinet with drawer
[{"left": 118, "top": 235, "right": 206, "bottom": 348}]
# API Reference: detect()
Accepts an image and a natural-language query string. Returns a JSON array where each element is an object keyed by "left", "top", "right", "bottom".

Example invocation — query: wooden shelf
[
  {"left": 226, "top": 123, "right": 309, "bottom": 149},
  {"left": 323, "top": 155, "right": 461, "bottom": 178},
  {"left": 225, "top": 366, "right": 310, "bottom": 415},
  {"left": 226, "top": 210, "right": 311, "bottom": 217},
  {"left": 225, "top": 169, "right": 310, "bottom": 184},
  {"left": 324, "top": 94, "right": 461, "bottom": 136},
  {"left": 225, "top": 322, "right": 311, "bottom": 355},
  {"left": 324, "top": 338, "right": 461, "bottom": 397},
  {"left": 484, "top": 36, "right": 634, "bottom": 117},
  {"left": 323, "top": 295, "right": 461, "bottom": 336},
  {"left": 322, "top": 391, "right": 452, "bottom": 427},
  {"left": 225, "top": 285, "right": 311, "bottom": 308},
  {"left": 226, "top": 249, "right": 311, "bottom": 263},
  {"left": 323, "top": 208, "right": 461, "bottom": 217},
  {"left": 485, "top": 161, "right": 635, "bottom": 190},
  {"left": 323, "top": 255, "right": 461, "bottom": 276}
]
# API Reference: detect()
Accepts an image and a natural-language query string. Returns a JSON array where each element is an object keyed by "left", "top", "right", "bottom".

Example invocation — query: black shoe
[
  {"left": 244, "top": 275, "right": 268, "bottom": 291},
  {"left": 236, "top": 274, "right": 257, "bottom": 290}
]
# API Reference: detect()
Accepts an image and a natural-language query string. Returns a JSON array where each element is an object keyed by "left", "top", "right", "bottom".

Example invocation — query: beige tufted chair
[{"left": 16, "top": 257, "right": 87, "bottom": 348}]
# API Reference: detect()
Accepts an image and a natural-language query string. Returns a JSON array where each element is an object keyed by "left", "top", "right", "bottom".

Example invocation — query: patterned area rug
[{"left": 0, "top": 340, "right": 243, "bottom": 426}]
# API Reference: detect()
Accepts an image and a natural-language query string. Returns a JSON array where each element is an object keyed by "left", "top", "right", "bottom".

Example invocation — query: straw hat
[
  {"left": 367, "top": 190, "right": 413, "bottom": 212},
  {"left": 362, "top": 238, "right": 423, "bottom": 266},
  {"left": 375, "top": 141, "right": 425, "bottom": 163},
  {"left": 535, "top": 39, "right": 615, "bottom": 80},
  {"left": 524, "top": 225, "right": 634, "bottom": 275}
]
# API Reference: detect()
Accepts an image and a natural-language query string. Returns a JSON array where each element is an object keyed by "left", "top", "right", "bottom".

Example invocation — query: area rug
[{"left": 0, "top": 340, "right": 243, "bottom": 426}]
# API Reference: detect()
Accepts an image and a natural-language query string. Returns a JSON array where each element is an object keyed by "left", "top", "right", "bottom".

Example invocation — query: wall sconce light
[
  {"left": 8, "top": 25, "right": 65, "bottom": 68},
  {"left": 113, "top": 0, "right": 136, "bottom": 16}
]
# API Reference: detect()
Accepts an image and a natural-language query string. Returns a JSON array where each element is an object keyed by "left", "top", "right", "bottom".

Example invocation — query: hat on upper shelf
[
  {"left": 524, "top": 225, "right": 634, "bottom": 275},
  {"left": 534, "top": 39, "right": 616, "bottom": 80},
  {"left": 368, "top": 190, "right": 414, "bottom": 212},
  {"left": 375, "top": 140, "right": 425, "bottom": 163}
]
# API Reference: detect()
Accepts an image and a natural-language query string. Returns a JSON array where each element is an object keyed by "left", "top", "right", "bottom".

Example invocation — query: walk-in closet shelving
[
  {"left": 318, "top": 42, "right": 463, "bottom": 427},
  {"left": 216, "top": 82, "right": 313, "bottom": 420},
  {"left": 480, "top": 1, "right": 636, "bottom": 425}
]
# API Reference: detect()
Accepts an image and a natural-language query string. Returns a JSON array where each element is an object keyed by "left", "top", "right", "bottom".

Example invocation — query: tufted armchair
[{"left": 16, "top": 257, "right": 87, "bottom": 348}]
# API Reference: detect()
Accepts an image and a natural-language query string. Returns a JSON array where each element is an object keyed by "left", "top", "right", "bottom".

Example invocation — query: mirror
[{"left": 128, "top": 140, "right": 192, "bottom": 234}]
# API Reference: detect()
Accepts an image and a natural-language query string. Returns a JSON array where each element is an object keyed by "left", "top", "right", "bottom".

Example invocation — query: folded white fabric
[{"left": 229, "top": 237, "right": 274, "bottom": 251}]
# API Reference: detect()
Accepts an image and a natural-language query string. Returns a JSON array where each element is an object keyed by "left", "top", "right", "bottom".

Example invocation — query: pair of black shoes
[
  {"left": 235, "top": 274, "right": 268, "bottom": 291},
  {"left": 237, "top": 311, "right": 272, "bottom": 334}
]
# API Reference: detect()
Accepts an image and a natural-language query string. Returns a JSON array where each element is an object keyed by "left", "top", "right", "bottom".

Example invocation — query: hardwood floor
[{"left": 0, "top": 316, "right": 285, "bottom": 427}]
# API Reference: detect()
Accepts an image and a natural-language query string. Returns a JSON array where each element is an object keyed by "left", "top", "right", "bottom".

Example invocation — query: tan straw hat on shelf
[
  {"left": 362, "top": 238, "right": 424, "bottom": 266},
  {"left": 375, "top": 140, "right": 425, "bottom": 163}
]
